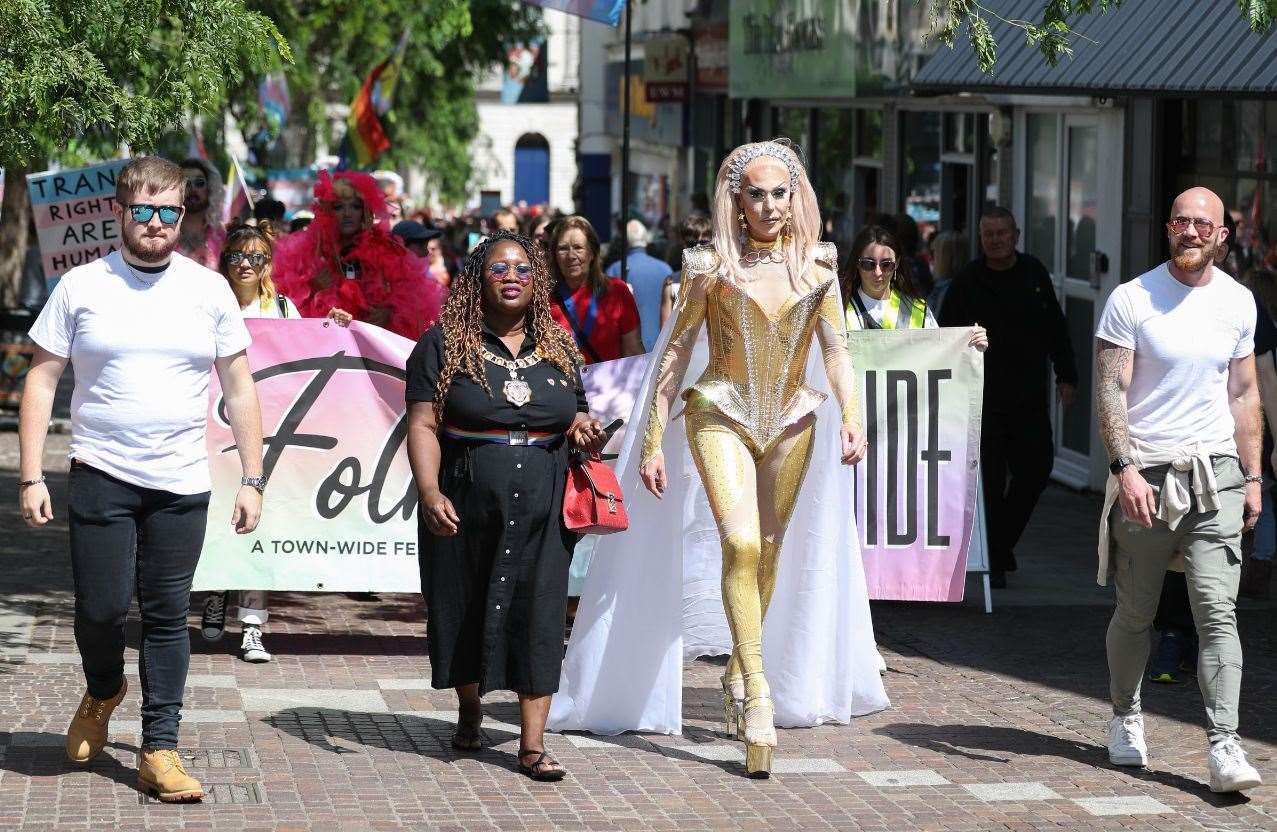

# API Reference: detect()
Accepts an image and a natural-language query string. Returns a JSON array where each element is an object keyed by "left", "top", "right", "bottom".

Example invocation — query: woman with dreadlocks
[{"left": 405, "top": 232, "right": 608, "bottom": 782}]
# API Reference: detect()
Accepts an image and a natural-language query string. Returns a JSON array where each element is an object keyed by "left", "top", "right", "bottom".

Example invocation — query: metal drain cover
[
  {"left": 139, "top": 782, "right": 265, "bottom": 805},
  {"left": 170, "top": 748, "right": 259, "bottom": 769}
]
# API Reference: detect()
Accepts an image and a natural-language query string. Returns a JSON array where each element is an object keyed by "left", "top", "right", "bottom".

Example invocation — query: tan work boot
[
  {"left": 65, "top": 678, "right": 128, "bottom": 763},
  {"left": 138, "top": 748, "right": 204, "bottom": 802}
]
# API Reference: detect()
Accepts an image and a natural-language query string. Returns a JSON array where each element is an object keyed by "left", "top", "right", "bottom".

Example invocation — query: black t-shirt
[{"left": 405, "top": 323, "right": 587, "bottom": 433}]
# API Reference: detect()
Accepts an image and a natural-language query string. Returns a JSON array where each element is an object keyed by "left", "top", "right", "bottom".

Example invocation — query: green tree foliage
[
  {"left": 0, "top": 0, "right": 290, "bottom": 165},
  {"left": 927, "top": 0, "right": 1277, "bottom": 73},
  {"left": 236, "top": 0, "right": 542, "bottom": 205}
]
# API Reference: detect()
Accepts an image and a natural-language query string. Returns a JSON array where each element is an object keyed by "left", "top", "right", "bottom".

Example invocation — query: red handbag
[{"left": 563, "top": 452, "right": 629, "bottom": 534}]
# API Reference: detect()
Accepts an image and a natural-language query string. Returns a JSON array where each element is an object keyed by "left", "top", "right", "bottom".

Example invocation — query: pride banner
[
  {"left": 193, "top": 320, "right": 645, "bottom": 593},
  {"left": 193, "top": 320, "right": 420, "bottom": 593},
  {"left": 520, "top": 0, "right": 626, "bottom": 25},
  {"left": 850, "top": 328, "right": 986, "bottom": 602}
]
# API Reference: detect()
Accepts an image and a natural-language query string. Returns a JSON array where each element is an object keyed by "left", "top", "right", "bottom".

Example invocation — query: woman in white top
[{"left": 201, "top": 226, "right": 299, "bottom": 662}]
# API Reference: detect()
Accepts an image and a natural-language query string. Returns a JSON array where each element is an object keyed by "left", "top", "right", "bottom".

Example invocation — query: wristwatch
[
  {"left": 241, "top": 475, "right": 268, "bottom": 494},
  {"left": 1109, "top": 456, "right": 1134, "bottom": 475}
]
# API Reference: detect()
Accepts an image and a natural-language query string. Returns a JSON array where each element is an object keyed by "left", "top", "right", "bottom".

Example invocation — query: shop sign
[
  {"left": 693, "top": 21, "right": 729, "bottom": 90},
  {"left": 644, "top": 36, "right": 688, "bottom": 103},
  {"left": 729, "top": 0, "right": 857, "bottom": 99}
]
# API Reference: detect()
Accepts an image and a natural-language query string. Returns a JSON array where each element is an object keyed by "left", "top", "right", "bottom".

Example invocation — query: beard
[
  {"left": 1172, "top": 237, "right": 1220, "bottom": 271},
  {"left": 122, "top": 227, "right": 179, "bottom": 264},
  {"left": 184, "top": 193, "right": 209, "bottom": 213}
]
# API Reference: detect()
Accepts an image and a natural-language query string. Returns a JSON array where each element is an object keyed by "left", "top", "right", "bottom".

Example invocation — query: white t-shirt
[
  {"left": 238, "top": 293, "right": 295, "bottom": 319},
  {"left": 30, "top": 251, "right": 252, "bottom": 494},
  {"left": 1095, "top": 262, "right": 1255, "bottom": 449}
]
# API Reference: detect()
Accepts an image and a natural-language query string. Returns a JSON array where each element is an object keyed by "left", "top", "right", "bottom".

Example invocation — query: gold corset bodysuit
[{"left": 639, "top": 242, "right": 858, "bottom": 463}]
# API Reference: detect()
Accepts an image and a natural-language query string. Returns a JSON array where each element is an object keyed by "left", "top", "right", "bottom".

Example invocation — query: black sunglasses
[
  {"left": 857, "top": 257, "right": 897, "bottom": 273},
  {"left": 185, "top": 176, "right": 208, "bottom": 189},
  {"left": 225, "top": 251, "right": 270, "bottom": 268},
  {"left": 129, "top": 204, "right": 184, "bottom": 225}
]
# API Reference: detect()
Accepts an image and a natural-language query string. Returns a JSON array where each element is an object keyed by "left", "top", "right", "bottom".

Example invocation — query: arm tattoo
[{"left": 1096, "top": 343, "right": 1133, "bottom": 460}]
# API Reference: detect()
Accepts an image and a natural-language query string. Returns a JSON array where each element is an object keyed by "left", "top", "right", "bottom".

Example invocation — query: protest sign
[
  {"left": 27, "top": 160, "right": 128, "bottom": 286},
  {"left": 850, "top": 328, "right": 986, "bottom": 602}
]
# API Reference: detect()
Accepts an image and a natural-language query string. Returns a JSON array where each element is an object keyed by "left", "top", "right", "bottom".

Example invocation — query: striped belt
[{"left": 442, "top": 426, "right": 561, "bottom": 447}]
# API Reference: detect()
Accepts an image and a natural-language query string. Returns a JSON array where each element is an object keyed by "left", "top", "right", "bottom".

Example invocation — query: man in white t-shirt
[
  {"left": 1094, "top": 186, "right": 1262, "bottom": 793},
  {"left": 18, "top": 156, "right": 265, "bottom": 803}
]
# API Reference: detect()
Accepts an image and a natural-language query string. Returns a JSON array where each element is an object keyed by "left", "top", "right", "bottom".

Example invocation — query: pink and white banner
[
  {"left": 193, "top": 321, "right": 649, "bottom": 592},
  {"left": 850, "top": 328, "right": 986, "bottom": 602},
  {"left": 193, "top": 320, "right": 420, "bottom": 592}
]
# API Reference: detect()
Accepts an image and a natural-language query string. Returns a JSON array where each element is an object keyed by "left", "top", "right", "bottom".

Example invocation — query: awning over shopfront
[{"left": 913, "top": 0, "right": 1277, "bottom": 96}]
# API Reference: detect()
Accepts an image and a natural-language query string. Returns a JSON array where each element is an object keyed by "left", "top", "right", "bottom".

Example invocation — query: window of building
[
  {"left": 1025, "top": 113, "right": 1059, "bottom": 270},
  {"left": 1163, "top": 99, "right": 1276, "bottom": 273},
  {"left": 900, "top": 110, "right": 941, "bottom": 234},
  {"left": 816, "top": 108, "right": 855, "bottom": 245},
  {"left": 513, "top": 133, "right": 550, "bottom": 206}
]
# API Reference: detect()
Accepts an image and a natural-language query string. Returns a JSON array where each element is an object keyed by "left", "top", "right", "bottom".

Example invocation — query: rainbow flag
[
  {"left": 520, "top": 0, "right": 625, "bottom": 26},
  {"left": 346, "top": 32, "right": 408, "bottom": 168}
]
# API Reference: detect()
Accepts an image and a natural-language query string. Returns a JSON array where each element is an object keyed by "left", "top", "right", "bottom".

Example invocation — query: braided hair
[{"left": 433, "top": 231, "right": 581, "bottom": 419}]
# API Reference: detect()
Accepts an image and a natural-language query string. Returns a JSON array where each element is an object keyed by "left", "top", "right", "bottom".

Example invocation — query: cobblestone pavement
[{"left": 1, "top": 434, "right": 1275, "bottom": 830}]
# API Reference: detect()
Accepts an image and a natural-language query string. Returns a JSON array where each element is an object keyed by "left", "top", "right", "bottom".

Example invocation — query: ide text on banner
[{"left": 850, "top": 328, "right": 986, "bottom": 602}]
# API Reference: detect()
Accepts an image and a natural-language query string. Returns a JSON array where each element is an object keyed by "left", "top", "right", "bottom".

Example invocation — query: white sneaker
[
  {"left": 875, "top": 646, "right": 888, "bottom": 675},
  {"left": 1208, "top": 737, "right": 1262, "bottom": 793},
  {"left": 200, "top": 593, "right": 227, "bottom": 642},
  {"left": 239, "top": 625, "right": 272, "bottom": 663},
  {"left": 1108, "top": 714, "right": 1148, "bottom": 766}
]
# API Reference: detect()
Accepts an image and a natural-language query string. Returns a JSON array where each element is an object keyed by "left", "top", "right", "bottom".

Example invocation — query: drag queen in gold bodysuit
[
  {"left": 637, "top": 140, "right": 865, "bottom": 776},
  {"left": 547, "top": 140, "right": 889, "bottom": 778}
]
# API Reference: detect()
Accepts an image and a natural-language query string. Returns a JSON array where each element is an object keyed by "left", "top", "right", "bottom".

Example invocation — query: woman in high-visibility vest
[{"left": 845, "top": 225, "right": 954, "bottom": 335}]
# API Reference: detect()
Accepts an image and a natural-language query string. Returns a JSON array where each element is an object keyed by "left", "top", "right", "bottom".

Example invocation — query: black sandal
[
  {"left": 451, "top": 706, "right": 484, "bottom": 752},
  {"left": 518, "top": 747, "right": 566, "bottom": 782}
]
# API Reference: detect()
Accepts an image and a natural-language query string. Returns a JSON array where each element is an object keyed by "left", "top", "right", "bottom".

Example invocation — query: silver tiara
[{"left": 726, "top": 142, "right": 800, "bottom": 194}]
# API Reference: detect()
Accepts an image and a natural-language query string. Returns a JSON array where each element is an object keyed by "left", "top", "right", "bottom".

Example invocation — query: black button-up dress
[{"left": 405, "top": 323, "right": 587, "bottom": 696}]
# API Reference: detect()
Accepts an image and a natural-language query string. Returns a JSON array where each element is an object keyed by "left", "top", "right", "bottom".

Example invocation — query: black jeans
[
  {"left": 980, "top": 408, "right": 1055, "bottom": 574},
  {"left": 68, "top": 461, "right": 210, "bottom": 749}
]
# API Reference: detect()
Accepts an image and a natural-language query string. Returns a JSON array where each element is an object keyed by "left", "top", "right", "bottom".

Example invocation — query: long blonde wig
[{"left": 710, "top": 138, "right": 822, "bottom": 287}]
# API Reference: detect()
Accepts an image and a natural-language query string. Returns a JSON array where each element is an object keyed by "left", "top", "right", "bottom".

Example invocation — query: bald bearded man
[{"left": 1094, "top": 187, "right": 1263, "bottom": 792}]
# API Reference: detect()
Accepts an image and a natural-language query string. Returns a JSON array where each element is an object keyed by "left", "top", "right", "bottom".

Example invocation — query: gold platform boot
[{"left": 740, "top": 671, "right": 776, "bottom": 778}]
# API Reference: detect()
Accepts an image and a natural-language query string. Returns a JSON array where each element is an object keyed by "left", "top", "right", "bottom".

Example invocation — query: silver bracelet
[{"left": 1244, "top": 473, "right": 1264, "bottom": 484}]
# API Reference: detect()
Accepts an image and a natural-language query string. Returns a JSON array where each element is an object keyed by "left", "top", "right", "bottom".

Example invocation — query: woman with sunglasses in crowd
[
  {"left": 199, "top": 226, "right": 356, "bottom": 663},
  {"left": 843, "top": 225, "right": 987, "bottom": 349},
  {"left": 405, "top": 231, "right": 608, "bottom": 782}
]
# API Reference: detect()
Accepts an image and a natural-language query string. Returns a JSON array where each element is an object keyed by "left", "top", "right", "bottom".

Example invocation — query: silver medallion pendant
[{"left": 503, "top": 377, "right": 532, "bottom": 407}]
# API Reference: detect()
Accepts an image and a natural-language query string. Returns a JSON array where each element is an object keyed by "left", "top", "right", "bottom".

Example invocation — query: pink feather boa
[{"left": 272, "top": 171, "right": 446, "bottom": 340}]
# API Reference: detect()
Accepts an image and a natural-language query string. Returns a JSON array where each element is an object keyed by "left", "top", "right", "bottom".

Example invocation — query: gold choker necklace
[{"left": 742, "top": 236, "right": 786, "bottom": 266}]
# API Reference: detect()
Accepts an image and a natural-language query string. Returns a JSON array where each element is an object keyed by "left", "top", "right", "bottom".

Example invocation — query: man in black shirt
[{"left": 940, "top": 206, "right": 1079, "bottom": 587}]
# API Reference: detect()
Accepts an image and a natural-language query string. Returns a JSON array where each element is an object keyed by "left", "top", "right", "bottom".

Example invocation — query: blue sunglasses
[{"left": 128, "top": 204, "right": 184, "bottom": 225}]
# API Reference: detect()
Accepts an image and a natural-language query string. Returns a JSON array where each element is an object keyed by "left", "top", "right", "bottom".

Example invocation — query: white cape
[{"left": 549, "top": 283, "right": 890, "bottom": 735}]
